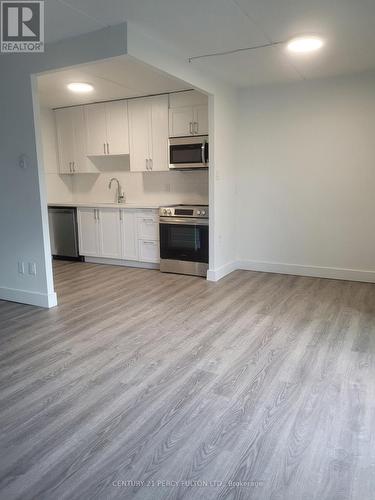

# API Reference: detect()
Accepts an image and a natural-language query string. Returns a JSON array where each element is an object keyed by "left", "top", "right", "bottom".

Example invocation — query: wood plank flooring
[{"left": 1, "top": 260, "right": 375, "bottom": 499}]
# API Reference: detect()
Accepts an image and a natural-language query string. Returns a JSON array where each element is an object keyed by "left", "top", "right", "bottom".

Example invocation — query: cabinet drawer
[
  {"left": 138, "top": 239, "right": 160, "bottom": 263},
  {"left": 137, "top": 214, "right": 159, "bottom": 240}
]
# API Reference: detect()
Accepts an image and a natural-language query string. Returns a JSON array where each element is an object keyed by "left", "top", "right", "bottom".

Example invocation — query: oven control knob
[
  {"left": 163, "top": 209, "right": 167, "bottom": 215},
  {"left": 197, "top": 210, "right": 201, "bottom": 215},
  {"left": 201, "top": 210, "right": 206, "bottom": 216},
  {"left": 167, "top": 209, "right": 172, "bottom": 215}
]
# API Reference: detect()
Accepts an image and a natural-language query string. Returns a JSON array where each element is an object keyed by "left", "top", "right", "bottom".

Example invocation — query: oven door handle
[{"left": 159, "top": 217, "right": 209, "bottom": 226}]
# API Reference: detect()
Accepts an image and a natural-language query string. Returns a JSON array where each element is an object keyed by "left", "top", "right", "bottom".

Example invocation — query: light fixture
[
  {"left": 287, "top": 36, "right": 324, "bottom": 54},
  {"left": 67, "top": 82, "right": 94, "bottom": 93}
]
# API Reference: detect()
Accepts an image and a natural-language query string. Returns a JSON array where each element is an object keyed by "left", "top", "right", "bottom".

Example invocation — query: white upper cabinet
[
  {"left": 169, "top": 107, "right": 194, "bottom": 137},
  {"left": 55, "top": 106, "right": 95, "bottom": 174},
  {"left": 150, "top": 95, "right": 169, "bottom": 172},
  {"left": 105, "top": 101, "right": 129, "bottom": 155},
  {"left": 55, "top": 108, "right": 74, "bottom": 174},
  {"left": 128, "top": 97, "right": 151, "bottom": 172},
  {"left": 169, "top": 91, "right": 208, "bottom": 137},
  {"left": 85, "top": 100, "right": 129, "bottom": 156},
  {"left": 128, "top": 95, "right": 169, "bottom": 172},
  {"left": 85, "top": 103, "right": 107, "bottom": 156},
  {"left": 193, "top": 104, "right": 209, "bottom": 136}
]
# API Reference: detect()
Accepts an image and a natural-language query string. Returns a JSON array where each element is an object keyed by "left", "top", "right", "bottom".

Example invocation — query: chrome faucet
[{"left": 108, "top": 177, "right": 125, "bottom": 204}]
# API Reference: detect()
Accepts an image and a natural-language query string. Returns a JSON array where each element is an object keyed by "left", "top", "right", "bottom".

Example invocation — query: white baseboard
[
  {"left": 0, "top": 287, "right": 57, "bottom": 308},
  {"left": 207, "top": 261, "right": 237, "bottom": 282},
  {"left": 85, "top": 257, "right": 159, "bottom": 270},
  {"left": 207, "top": 259, "right": 375, "bottom": 284},
  {"left": 236, "top": 259, "right": 375, "bottom": 283}
]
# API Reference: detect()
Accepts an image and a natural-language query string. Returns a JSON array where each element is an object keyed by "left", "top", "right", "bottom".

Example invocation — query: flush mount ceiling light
[
  {"left": 287, "top": 36, "right": 324, "bottom": 54},
  {"left": 67, "top": 82, "right": 94, "bottom": 93}
]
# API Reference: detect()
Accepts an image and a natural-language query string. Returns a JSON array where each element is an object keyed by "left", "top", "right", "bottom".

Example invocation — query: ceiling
[
  {"left": 44, "top": 0, "right": 375, "bottom": 87},
  {"left": 37, "top": 56, "right": 192, "bottom": 108}
]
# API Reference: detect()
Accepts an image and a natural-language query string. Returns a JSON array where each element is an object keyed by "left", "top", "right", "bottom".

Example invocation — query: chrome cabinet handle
[
  {"left": 69, "top": 162, "right": 71, "bottom": 172},
  {"left": 142, "top": 218, "right": 155, "bottom": 223},
  {"left": 72, "top": 162, "right": 75, "bottom": 173},
  {"left": 143, "top": 241, "right": 156, "bottom": 245},
  {"left": 107, "top": 142, "right": 110, "bottom": 155},
  {"left": 119, "top": 210, "right": 123, "bottom": 221},
  {"left": 103, "top": 143, "right": 106, "bottom": 155},
  {"left": 97, "top": 209, "right": 100, "bottom": 220},
  {"left": 149, "top": 158, "right": 153, "bottom": 170},
  {"left": 194, "top": 122, "right": 199, "bottom": 134},
  {"left": 189, "top": 122, "right": 193, "bottom": 135}
]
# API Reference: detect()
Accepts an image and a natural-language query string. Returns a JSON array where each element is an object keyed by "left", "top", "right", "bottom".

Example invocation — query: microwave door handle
[{"left": 201, "top": 142, "right": 206, "bottom": 164}]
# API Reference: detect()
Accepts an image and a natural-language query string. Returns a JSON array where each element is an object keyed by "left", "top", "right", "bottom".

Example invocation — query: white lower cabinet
[
  {"left": 137, "top": 212, "right": 159, "bottom": 240},
  {"left": 98, "top": 208, "right": 122, "bottom": 259},
  {"left": 78, "top": 207, "right": 160, "bottom": 266},
  {"left": 120, "top": 210, "right": 138, "bottom": 261},
  {"left": 77, "top": 208, "right": 100, "bottom": 256},
  {"left": 138, "top": 239, "right": 160, "bottom": 263},
  {"left": 78, "top": 208, "right": 121, "bottom": 258}
]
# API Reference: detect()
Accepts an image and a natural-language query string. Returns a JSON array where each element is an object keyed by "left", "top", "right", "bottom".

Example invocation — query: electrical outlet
[
  {"left": 18, "top": 261, "right": 25, "bottom": 275},
  {"left": 28, "top": 262, "right": 37, "bottom": 276}
]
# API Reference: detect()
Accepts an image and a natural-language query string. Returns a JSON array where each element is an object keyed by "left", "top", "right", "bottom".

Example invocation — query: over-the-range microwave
[{"left": 169, "top": 135, "right": 209, "bottom": 170}]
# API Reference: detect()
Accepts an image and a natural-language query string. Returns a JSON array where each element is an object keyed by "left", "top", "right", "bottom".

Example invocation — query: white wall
[
  {"left": 236, "top": 71, "right": 375, "bottom": 282},
  {"left": 71, "top": 168, "right": 208, "bottom": 205},
  {"left": 0, "top": 24, "right": 127, "bottom": 307},
  {"left": 127, "top": 23, "right": 238, "bottom": 275}
]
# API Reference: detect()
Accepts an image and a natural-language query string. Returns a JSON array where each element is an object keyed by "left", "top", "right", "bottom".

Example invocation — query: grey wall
[{"left": 0, "top": 24, "right": 127, "bottom": 307}]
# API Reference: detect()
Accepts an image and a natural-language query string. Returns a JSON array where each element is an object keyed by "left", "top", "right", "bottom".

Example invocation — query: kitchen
[{"left": 39, "top": 56, "right": 210, "bottom": 280}]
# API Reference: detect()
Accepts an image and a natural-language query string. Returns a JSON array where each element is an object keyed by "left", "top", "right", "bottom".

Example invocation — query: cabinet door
[
  {"left": 137, "top": 213, "right": 159, "bottom": 240},
  {"left": 138, "top": 240, "right": 160, "bottom": 263},
  {"left": 149, "top": 95, "right": 169, "bottom": 171},
  {"left": 77, "top": 208, "right": 99, "bottom": 256},
  {"left": 106, "top": 101, "right": 129, "bottom": 155},
  {"left": 128, "top": 98, "right": 151, "bottom": 172},
  {"left": 55, "top": 108, "right": 74, "bottom": 174},
  {"left": 71, "top": 106, "right": 92, "bottom": 173},
  {"left": 193, "top": 104, "right": 209, "bottom": 135},
  {"left": 120, "top": 210, "right": 138, "bottom": 261},
  {"left": 97, "top": 208, "right": 122, "bottom": 259},
  {"left": 85, "top": 103, "right": 107, "bottom": 156},
  {"left": 168, "top": 106, "right": 194, "bottom": 137}
]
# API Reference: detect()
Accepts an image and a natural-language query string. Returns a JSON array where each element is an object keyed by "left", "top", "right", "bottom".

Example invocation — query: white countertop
[{"left": 48, "top": 202, "right": 160, "bottom": 210}]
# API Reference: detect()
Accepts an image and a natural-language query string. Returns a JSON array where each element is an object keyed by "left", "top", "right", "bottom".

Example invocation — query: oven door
[
  {"left": 159, "top": 218, "right": 209, "bottom": 263},
  {"left": 169, "top": 136, "right": 208, "bottom": 170}
]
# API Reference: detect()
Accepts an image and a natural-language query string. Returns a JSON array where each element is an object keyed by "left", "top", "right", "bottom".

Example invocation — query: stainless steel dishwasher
[{"left": 48, "top": 206, "right": 81, "bottom": 259}]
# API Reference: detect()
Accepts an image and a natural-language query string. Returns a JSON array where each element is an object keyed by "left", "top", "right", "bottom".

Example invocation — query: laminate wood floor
[{"left": 1, "top": 260, "right": 375, "bottom": 500}]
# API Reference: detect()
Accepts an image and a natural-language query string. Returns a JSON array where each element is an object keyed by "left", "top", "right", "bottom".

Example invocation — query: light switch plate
[{"left": 28, "top": 262, "right": 37, "bottom": 276}]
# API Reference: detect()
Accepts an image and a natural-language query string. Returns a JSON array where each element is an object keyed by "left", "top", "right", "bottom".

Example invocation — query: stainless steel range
[{"left": 159, "top": 205, "right": 209, "bottom": 277}]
